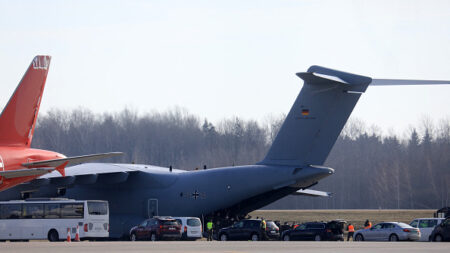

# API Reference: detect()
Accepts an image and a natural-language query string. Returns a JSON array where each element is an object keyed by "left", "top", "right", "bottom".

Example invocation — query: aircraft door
[{"left": 147, "top": 199, "right": 158, "bottom": 218}]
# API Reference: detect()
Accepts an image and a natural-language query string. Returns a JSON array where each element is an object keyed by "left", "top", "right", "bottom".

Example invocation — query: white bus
[{"left": 0, "top": 198, "right": 109, "bottom": 241}]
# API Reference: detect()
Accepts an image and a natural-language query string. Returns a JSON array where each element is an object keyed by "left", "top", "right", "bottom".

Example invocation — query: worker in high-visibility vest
[
  {"left": 364, "top": 219, "right": 372, "bottom": 229},
  {"left": 207, "top": 220, "right": 214, "bottom": 241},
  {"left": 347, "top": 223, "right": 355, "bottom": 241},
  {"left": 261, "top": 218, "right": 267, "bottom": 240}
]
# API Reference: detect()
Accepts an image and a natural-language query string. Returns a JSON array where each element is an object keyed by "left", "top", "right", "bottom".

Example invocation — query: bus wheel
[{"left": 48, "top": 229, "right": 59, "bottom": 242}]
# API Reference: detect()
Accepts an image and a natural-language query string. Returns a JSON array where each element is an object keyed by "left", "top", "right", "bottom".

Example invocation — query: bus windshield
[{"left": 88, "top": 201, "right": 108, "bottom": 215}]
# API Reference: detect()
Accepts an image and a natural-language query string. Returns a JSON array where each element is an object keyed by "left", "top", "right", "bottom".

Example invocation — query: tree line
[{"left": 32, "top": 108, "right": 450, "bottom": 209}]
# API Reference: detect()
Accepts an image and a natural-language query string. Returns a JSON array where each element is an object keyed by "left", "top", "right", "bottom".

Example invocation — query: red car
[{"left": 130, "top": 217, "right": 181, "bottom": 241}]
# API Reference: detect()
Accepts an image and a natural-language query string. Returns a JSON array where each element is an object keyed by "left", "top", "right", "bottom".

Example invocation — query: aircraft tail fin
[
  {"left": 259, "top": 65, "right": 450, "bottom": 167},
  {"left": 0, "top": 56, "right": 51, "bottom": 147}
]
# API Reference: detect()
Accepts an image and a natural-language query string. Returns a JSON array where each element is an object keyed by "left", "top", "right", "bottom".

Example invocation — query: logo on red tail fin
[{"left": 32, "top": 56, "right": 50, "bottom": 70}]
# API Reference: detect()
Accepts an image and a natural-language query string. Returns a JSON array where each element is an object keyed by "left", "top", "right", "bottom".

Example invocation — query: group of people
[{"left": 346, "top": 219, "right": 372, "bottom": 241}]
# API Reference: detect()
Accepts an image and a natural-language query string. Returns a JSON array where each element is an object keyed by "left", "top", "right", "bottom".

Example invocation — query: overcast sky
[{"left": 1, "top": 0, "right": 449, "bottom": 135}]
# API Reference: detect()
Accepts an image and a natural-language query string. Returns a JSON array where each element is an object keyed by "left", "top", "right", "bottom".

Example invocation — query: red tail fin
[{"left": 0, "top": 56, "right": 51, "bottom": 147}]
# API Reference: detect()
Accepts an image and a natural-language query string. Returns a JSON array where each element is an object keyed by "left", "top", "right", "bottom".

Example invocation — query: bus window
[
  {"left": 23, "top": 203, "right": 44, "bottom": 219},
  {"left": 61, "top": 203, "right": 84, "bottom": 218},
  {"left": 0, "top": 204, "right": 22, "bottom": 219},
  {"left": 44, "top": 203, "right": 61, "bottom": 218},
  {"left": 87, "top": 201, "right": 108, "bottom": 215}
]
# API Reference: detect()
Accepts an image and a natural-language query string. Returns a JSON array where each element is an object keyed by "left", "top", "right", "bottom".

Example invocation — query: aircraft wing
[
  {"left": 22, "top": 152, "right": 123, "bottom": 168},
  {"left": 292, "top": 189, "right": 331, "bottom": 197},
  {"left": 0, "top": 168, "right": 54, "bottom": 179}
]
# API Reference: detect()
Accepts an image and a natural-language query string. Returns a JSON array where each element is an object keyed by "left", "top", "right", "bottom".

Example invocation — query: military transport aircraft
[
  {"left": 0, "top": 65, "right": 448, "bottom": 239},
  {"left": 0, "top": 56, "right": 122, "bottom": 192}
]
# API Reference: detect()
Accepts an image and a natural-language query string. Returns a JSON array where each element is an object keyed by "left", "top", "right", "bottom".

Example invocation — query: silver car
[{"left": 354, "top": 222, "right": 420, "bottom": 241}]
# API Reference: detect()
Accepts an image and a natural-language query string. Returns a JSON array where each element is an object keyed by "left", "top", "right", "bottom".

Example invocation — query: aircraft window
[
  {"left": 0, "top": 204, "right": 22, "bottom": 219},
  {"left": 44, "top": 203, "right": 60, "bottom": 218},
  {"left": 23, "top": 203, "right": 44, "bottom": 219}
]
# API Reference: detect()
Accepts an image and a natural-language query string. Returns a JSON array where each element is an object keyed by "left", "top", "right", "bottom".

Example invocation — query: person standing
[
  {"left": 261, "top": 218, "right": 267, "bottom": 240},
  {"left": 364, "top": 219, "right": 372, "bottom": 229},
  {"left": 347, "top": 223, "right": 355, "bottom": 241},
  {"left": 207, "top": 220, "right": 214, "bottom": 241}
]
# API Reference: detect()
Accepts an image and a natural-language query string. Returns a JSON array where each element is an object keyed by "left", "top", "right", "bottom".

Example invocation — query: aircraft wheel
[
  {"left": 314, "top": 234, "right": 321, "bottom": 241},
  {"left": 220, "top": 234, "right": 228, "bottom": 241},
  {"left": 355, "top": 234, "right": 364, "bottom": 241},
  {"left": 389, "top": 234, "right": 399, "bottom": 241}
]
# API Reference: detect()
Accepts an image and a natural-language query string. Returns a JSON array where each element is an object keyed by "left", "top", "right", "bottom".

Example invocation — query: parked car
[
  {"left": 129, "top": 216, "right": 181, "bottom": 241},
  {"left": 218, "top": 219, "right": 268, "bottom": 241},
  {"left": 173, "top": 217, "right": 202, "bottom": 240},
  {"left": 409, "top": 218, "right": 444, "bottom": 241},
  {"left": 429, "top": 217, "right": 450, "bottom": 242},
  {"left": 281, "top": 220, "right": 346, "bottom": 241},
  {"left": 354, "top": 222, "right": 420, "bottom": 241},
  {"left": 265, "top": 220, "right": 280, "bottom": 240}
]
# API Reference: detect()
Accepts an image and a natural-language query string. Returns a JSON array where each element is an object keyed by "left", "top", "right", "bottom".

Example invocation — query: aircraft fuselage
[{"left": 51, "top": 164, "right": 333, "bottom": 238}]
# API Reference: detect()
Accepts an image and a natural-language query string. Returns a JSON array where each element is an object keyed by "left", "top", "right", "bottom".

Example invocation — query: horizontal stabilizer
[
  {"left": 22, "top": 152, "right": 124, "bottom": 168},
  {"left": 292, "top": 189, "right": 331, "bottom": 197},
  {"left": 371, "top": 79, "right": 450, "bottom": 86},
  {"left": 0, "top": 168, "right": 53, "bottom": 179}
]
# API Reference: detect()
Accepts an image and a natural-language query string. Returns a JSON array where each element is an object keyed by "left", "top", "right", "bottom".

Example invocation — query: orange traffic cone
[
  {"left": 67, "top": 228, "right": 71, "bottom": 242},
  {"left": 75, "top": 225, "right": 80, "bottom": 242}
]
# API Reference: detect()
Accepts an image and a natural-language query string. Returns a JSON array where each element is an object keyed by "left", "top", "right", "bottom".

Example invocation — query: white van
[
  {"left": 409, "top": 218, "right": 445, "bottom": 241},
  {"left": 173, "top": 217, "right": 202, "bottom": 240}
]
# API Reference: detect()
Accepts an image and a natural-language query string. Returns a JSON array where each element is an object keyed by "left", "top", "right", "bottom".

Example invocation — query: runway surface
[{"left": 1, "top": 241, "right": 448, "bottom": 253}]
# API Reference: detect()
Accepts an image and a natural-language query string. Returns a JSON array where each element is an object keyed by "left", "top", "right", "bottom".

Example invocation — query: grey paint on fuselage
[{"left": 45, "top": 163, "right": 332, "bottom": 237}]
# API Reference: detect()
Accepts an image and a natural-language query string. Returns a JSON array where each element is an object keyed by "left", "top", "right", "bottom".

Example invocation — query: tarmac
[{"left": 0, "top": 241, "right": 449, "bottom": 253}]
